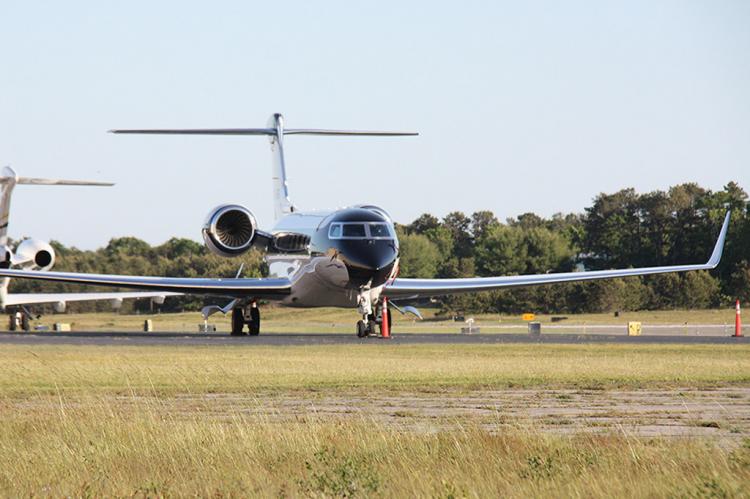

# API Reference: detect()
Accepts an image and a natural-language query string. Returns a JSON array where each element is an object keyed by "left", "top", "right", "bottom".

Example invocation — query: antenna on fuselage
[{"left": 110, "top": 113, "right": 418, "bottom": 221}]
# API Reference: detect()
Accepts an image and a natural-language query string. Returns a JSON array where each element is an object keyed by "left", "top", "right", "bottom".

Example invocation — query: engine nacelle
[
  {"left": 14, "top": 238, "right": 56, "bottom": 271},
  {"left": 202, "top": 204, "right": 258, "bottom": 257}
]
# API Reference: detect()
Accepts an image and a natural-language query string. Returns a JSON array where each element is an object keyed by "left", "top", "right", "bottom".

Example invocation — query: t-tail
[
  {"left": 0, "top": 166, "right": 114, "bottom": 247},
  {"left": 0, "top": 166, "right": 113, "bottom": 308},
  {"left": 110, "top": 113, "right": 418, "bottom": 221}
]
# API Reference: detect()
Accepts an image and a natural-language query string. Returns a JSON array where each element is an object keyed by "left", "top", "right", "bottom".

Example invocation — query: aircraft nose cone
[
  {"left": 341, "top": 241, "right": 398, "bottom": 287},
  {"left": 360, "top": 241, "right": 398, "bottom": 271}
]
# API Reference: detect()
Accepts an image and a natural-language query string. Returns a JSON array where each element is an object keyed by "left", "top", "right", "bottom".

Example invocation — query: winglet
[{"left": 707, "top": 211, "right": 731, "bottom": 268}]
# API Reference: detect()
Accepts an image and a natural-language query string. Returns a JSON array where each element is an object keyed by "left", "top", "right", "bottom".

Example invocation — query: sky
[{"left": 1, "top": 1, "right": 748, "bottom": 249}]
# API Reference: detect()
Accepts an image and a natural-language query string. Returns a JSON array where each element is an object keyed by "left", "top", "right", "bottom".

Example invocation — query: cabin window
[{"left": 342, "top": 224, "right": 366, "bottom": 238}]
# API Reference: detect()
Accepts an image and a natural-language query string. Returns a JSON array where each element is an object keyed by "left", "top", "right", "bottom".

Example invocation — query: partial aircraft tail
[
  {"left": 0, "top": 166, "right": 113, "bottom": 244},
  {"left": 0, "top": 166, "right": 114, "bottom": 309},
  {"left": 110, "top": 113, "right": 418, "bottom": 221}
]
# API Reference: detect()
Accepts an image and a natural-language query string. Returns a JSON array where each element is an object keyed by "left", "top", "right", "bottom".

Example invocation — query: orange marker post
[
  {"left": 736, "top": 300, "right": 743, "bottom": 337},
  {"left": 381, "top": 297, "right": 391, "bottom": 339}
]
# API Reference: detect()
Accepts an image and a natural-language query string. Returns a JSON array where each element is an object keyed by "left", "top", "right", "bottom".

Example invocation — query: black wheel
[
  {"left": 8, "top": 314, "right": 16, "bottom": 332},
  {"left": 248, "top": 307, "right": 261, "bottom": 336},
  {"left": 21, "top": 314, "right": 30, "bottom": 332},
  {"left": 231, "top": 308, "right": 245, "bottom": 335},
  {"left": 356, "top": 320, "right": 368, "bottom": 338}
]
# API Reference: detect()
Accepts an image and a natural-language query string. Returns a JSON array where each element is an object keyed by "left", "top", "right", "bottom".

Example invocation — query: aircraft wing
[
  {"left": 0, "top": 270, "right": 292, "bottom": 298},
  {"left": 3, "top": 291, "right": 181, "bottom": 307},
  {"left": 385, "top": 211, "right": 731, "bottom": 299}
]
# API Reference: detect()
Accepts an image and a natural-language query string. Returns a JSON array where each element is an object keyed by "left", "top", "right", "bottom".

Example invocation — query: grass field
[
  {"left": 21, "top": 306, "right": 743, "bottom": 333},
  {"left": 1, "top": 342, "right": 749, "bottom": 496},
  {"left": 2, "top": 343, "right": 749, "bottom": 395}
]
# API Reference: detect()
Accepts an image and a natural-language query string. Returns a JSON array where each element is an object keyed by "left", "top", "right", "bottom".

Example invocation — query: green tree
[{"left": 397, "top": 231, "right": 440, "bottom": 278}]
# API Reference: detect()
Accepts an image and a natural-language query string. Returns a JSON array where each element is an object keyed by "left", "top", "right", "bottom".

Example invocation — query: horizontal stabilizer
[
  {"left": 15, "top": 177, "right": 113, "bottom": 186},
  {"left": 1, "top": 166, "right": 113, "bottom": 186},
  {"left": 110, "top": 128, "right": 418, "bottom": 136},
  {"left": 110, "top": 113, "right": 418, "bottom": 222}
]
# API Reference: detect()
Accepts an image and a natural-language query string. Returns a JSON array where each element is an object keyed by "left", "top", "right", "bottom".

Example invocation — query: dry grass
[
  {"left": 0, "top": 396, "right": 748, "bottom": 497},
  {"left": 1, "top": 343, "right": 748, "bottom": 496},
  {"left": 22, "top": 306, "right": 742, "bottom": 333}
]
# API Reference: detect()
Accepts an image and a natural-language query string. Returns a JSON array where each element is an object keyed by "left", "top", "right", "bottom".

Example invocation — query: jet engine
[
  {"left": 14, "top": 238, "right": 56, "bottom": 271},
  {"left": 202, "top": 204, "right": 258, "bottom": 257}
]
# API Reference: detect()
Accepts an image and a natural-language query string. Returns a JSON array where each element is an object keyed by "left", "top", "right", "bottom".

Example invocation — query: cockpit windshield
[
  {"left": 329, "top": 222, "right": 395, "bottom": 240},
  {"left": 368, "top": 223, "right": 391, "bottom": 238},
  {"left": 342, "top": 224, "right": 366, "bottom": 238}
]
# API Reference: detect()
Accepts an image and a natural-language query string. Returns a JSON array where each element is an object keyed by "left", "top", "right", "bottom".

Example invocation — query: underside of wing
[
  {"left": 0, "top": 270, "right": 292, "bottom": 299},
  {"left": 386, "top": 212, "right": 730, "bottom": 299},
  {"left": 3, "top": 291, "right": 182, "bottom": 307}
]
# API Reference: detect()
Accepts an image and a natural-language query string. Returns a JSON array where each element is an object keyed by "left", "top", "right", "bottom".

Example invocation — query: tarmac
[{"left": 0, "top": 329, "right": 746, "bottom": 346}]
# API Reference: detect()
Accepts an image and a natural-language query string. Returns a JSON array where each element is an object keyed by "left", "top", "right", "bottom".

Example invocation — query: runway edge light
[{"left": 735, "top": 300, "right": 743, "bottom": 338}]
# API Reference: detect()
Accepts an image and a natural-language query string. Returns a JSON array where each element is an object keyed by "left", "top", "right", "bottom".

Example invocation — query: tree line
[
  {"left": 397, "top": 181, "right": 749, "bottom": 313},
  {"left": 9, "top": 181, "right": 749, "bottom": 314}
]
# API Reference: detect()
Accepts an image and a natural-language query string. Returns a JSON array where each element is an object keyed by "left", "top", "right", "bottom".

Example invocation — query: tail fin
[
  {"left": 0, "top": 166, "right": 113, "bottom": 245},
  {"left": 110, "top": 113, "right": 418, "bottom": 221}
]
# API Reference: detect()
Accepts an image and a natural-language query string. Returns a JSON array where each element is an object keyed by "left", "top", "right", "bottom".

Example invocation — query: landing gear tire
[
  {"left": 21, "top": 314, "right": 30, "bottom": 332},
  {"left": 9, "top": 314, "right": 16, "bottom": 332},
  {"left": 356, "top": 320, "right": 369, "bottom": 338},
  {"left": 248, "top": 306, "right": 260, "bottom": 336},
  {"left": 231, "top": 308, "right": 246, "bottom": 336}
]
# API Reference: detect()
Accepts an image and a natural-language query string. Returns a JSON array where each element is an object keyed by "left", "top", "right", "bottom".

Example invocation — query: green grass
[
  {"left": 1, "top": 343, "right": 748, "bottom": 395},
  {"left": 23, "top": 306, "right": 743, "bottom": 333}
]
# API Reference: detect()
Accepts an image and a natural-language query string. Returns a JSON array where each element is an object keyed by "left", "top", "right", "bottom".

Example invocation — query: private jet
[
  {"left": 0, "top": 115, "right": 730, "bottom": 336},
  {"left": 0, "top": 166, "right": 176, "bottom": 330}
]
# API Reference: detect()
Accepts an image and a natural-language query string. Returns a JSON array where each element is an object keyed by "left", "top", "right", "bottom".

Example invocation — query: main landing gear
[
  {"left": 8, "top": 310, "right": 30, "bottom": 332},
  {"left": 231, "top": 302, "right": 261, "bottom": 336}
]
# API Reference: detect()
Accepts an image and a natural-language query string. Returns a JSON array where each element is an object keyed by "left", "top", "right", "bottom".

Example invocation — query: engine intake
[
  {"left": 202, "top": 204, "right": 258, "bottom": 257},
  {"left": 14, "top": 238, "right": 56, "bottom": 271}
]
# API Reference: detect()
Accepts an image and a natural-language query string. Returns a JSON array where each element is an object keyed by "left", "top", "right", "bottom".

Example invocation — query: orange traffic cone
[
  {"left": 381, "top": 297, "right": 391, "bottom": 339},
  {"left": 736, "top": 300, "right": 743, "bottom": 337}
]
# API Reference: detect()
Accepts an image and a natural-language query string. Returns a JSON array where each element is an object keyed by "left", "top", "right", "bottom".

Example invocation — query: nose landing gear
[
  {"left": 231, "top": 301, "right": 261, "bottom": 336},
  {"left": 355, "top": 294, "right": 392, "bottom": 338}
]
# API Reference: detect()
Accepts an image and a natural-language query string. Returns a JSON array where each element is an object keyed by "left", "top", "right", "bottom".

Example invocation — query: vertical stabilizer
[
  {"left": 266, "top": 114, "right": 296, "bottom": 220},
  {"left": 0, "top": 166, "right": 19, "bottom": 248},
  {"left": 0, "top": 166, "right": 18, "bottom": 307}
]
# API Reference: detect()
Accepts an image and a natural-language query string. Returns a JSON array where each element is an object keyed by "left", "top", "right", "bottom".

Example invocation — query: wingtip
[{"left": 707, "top": 211, "right": 731, "bottom": 268}]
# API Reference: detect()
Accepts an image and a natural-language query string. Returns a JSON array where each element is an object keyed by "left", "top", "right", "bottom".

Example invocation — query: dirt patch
[
  {"left": 158, "top": 387, "right": 750, "bottom": 441},
  {"left": 9, "top": 386, "right": 748, "bottom": 441}
]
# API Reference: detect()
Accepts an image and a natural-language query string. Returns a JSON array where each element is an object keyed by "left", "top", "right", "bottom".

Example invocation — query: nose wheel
[
  {"left": 355, "top": 294, "right": 392, "bottom": 338},
  {"left": 356, "top": 320, "right": 370, "bottom": 338}
]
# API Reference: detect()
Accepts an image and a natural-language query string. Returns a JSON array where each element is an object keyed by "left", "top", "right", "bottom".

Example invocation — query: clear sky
[{"left": 1, "top": 1, "right": 748, "bottom": 249}]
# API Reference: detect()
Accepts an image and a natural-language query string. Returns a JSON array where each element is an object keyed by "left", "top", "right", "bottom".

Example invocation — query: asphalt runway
[{"left": 0, "top": 330, "right": 746, "bottom": 346}]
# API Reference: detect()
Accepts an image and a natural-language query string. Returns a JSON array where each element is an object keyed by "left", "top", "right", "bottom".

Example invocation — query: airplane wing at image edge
[
  {"left": 0, "top": 271, "right": 292, "bottom": 298},
  {"left": 384, "top": 211, "right": 731, "bottom": 299},
  {"left": 2, "top": 291, "right": 182, "bottom": 307}
]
